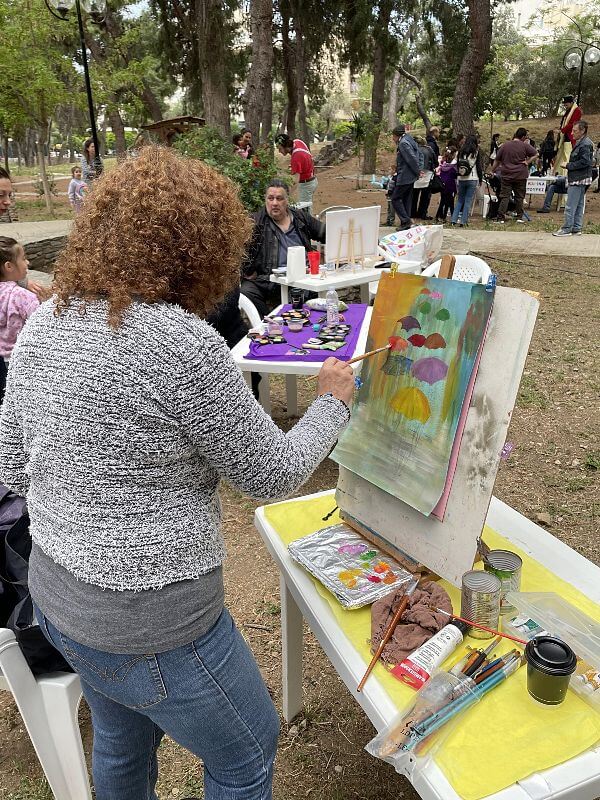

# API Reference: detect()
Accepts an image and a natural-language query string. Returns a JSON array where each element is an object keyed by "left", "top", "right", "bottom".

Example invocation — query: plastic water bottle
[{"left": 326, "top": 288, "right": 340, "bottom": 326}]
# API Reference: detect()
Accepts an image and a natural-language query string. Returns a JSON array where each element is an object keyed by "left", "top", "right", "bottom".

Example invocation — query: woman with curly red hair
[{"left": 0, "top": 146, "right": 354, "bottom": 800}]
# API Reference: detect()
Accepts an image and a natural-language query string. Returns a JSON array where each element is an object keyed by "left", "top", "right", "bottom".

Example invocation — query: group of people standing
[
  {"left": 387, "top": 94, "right": 597, "bottom": 234},
  {"left": 387, "top": 125, "right": 485, "bottom": 229}
]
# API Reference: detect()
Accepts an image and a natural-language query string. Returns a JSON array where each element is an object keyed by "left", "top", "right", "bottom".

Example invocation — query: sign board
[{"left": 526, "top": 177, "right": 552, "bottom": 195}]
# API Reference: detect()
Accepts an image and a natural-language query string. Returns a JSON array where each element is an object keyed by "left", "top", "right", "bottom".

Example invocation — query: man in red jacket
[{"left": 276, "top": 133, "right": 318, "bottom": 213}]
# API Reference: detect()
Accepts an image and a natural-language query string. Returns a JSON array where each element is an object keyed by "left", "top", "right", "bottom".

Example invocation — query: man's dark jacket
[
  {"left": 242, "top": 207, "right": 325, "bottom": 284},
  {"left": 566, "top": 135, "right": 594, "bottom": 183}
]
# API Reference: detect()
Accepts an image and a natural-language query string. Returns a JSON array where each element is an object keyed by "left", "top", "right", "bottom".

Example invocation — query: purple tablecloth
[{"left": 244, "top": 304, "right": 368, "bottom": 363}]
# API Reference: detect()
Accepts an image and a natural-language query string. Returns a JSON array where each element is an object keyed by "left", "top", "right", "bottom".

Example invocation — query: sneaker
[
  {"left": 572, "top": 231, "right": 582, "bottom": 236},
  {"left": 516, "top": 219, "right": 525, "bottom": 224},
  {"left": 493, "top": 219, "right": 505, "bottom": 224},
  {"left": 536, "top": 208, "right": 550, "bottom": 214},
  {"left": 552, "top": 229, "right": 572, "bottom": 237}
]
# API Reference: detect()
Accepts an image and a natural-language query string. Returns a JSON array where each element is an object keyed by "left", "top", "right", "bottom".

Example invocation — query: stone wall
[{"left": 24, "top": 235, "right": 67, "bottom": 273}]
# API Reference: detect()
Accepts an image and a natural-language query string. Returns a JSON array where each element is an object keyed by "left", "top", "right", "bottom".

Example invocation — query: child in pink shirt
[{"left": 0, "top": 236, "right": 40, "bottom": 364}]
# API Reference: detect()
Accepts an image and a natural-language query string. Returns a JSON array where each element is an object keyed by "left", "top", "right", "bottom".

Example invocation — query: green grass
[
  {"left": 517, "top": 375, "right": 549, "bottom": 409},
  {"left": 3, "top": 776, "right": 52, "bottom": 800},
  {"left": 585, "top": 451, "right": 600, "bottom": 471}
]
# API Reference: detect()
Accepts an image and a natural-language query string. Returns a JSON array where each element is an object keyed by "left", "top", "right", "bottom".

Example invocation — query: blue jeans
[
  {"left": 562, "top": 184, "right": 586, "bottom": 232},
  {"left": 451, "top": 180, "right": 478, "bottom": 225},
  {"left": 35, "top": 607, "right": 279, "bottom": 800},
  {"left": 541, "top": 177, "right": 567, "bottom": 210}
]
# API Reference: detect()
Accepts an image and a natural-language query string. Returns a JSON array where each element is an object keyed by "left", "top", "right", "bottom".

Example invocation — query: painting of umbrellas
[{"left": 331, "top": 272, "right": 494, "bottom": 516}]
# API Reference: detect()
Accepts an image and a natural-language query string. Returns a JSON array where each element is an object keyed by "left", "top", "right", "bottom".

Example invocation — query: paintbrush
[
  {"left": 307, "top": 343, "right": 391, "bottom": 381},
  {"left": 357, "top": 575, "right": 419, "bottom": 693},
  {"left": 433, "top": 608, "right": 528, "bottom": 646}
]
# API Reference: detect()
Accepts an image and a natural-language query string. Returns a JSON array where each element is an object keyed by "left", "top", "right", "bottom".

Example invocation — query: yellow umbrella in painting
[{"left": 390, "top": 387, "right": 431, "bottom": 423}]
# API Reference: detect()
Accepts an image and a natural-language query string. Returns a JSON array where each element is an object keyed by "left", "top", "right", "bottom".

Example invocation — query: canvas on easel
[
  {"left": 331, "top": 273, "right": 494, "bottom": 517},
  {"left": 333, "top": 273, "right": 539, "bottom": 587},
  {"left": 324, "top": 206, "right": 381, "bottom": 266}
]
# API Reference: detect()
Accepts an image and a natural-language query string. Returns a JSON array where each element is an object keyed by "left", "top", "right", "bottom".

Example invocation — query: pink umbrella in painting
[{"left": 411, "top": 357, "right": 448, "bottom": 385}]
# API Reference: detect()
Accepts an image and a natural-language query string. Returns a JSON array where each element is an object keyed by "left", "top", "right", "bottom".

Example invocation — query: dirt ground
[{"left": 1, "top": 144, "right": 599, "bottom": 800}]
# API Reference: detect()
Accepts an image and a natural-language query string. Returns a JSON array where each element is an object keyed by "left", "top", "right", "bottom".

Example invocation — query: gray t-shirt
[
  {"left": 272, "top": 219, "right": 304, "bottom": 269},
  {"left": 29, "top": 542, "right": 224, "bottom": 653}
]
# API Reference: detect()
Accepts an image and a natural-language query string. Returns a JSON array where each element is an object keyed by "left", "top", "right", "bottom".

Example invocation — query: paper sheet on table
[{"left": 264, "top": 495, "right": 600, "bottom": 800}]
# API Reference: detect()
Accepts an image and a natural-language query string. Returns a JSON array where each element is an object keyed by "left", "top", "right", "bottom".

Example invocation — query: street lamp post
[
  {"left": 560, "top": 12, "right": 600, "bottom": 105},
  {"left": 45, "top": 0, "right": 106, "bottom": 168},
  {"left": 563, "top": 44, "right": 600, "bottom": 104}
]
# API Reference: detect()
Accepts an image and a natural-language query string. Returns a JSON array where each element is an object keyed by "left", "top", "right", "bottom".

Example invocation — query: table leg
[
  {"left": 285, "top": 375, "right": 298, "bottom": 417},
  {"left": 280, "top": 285, "right": 289, "bottom": 305},
  {"left": 359, "top": 283, "right": 369, "bottom": 304},
  {"left": 280, "top": 576, "right": 304, "bottom": 723}
]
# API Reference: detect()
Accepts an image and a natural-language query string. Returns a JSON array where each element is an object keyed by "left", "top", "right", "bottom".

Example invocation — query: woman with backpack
[{"left": 451, "top": 135, "right": 483, "bottom": 227}]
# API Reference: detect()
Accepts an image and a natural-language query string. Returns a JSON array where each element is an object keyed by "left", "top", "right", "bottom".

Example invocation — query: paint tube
[{"left": 391, "top": 620, "right": 469, "bottom": 689}]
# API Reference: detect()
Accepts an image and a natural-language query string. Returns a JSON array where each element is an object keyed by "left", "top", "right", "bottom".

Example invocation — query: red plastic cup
[{"left": 307, "top": 250, "right": 320, "bottom": 275}]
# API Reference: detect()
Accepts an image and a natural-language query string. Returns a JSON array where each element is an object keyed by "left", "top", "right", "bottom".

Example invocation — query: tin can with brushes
[
  {"left": 483, "top": 549, "right": 522, "bottom": 615},
  {"left": 460, "top": 571, "right": 501, "bottom": 640}
]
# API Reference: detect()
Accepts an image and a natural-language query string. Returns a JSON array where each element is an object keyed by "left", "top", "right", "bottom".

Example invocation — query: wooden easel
[{"left": 334, "top": 218, "right": 365, "bottom": 271}]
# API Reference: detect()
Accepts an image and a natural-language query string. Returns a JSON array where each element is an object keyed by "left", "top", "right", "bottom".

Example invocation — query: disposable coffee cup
[{"left": 525, "top": 636, "right": 577, "bottom": 706}]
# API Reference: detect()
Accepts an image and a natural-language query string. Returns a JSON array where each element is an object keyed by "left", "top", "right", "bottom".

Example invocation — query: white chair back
[
  {"left": 0, "top": 627, "right": 91, "bottom": 798},
  {"left": 238, "top": 292, "right": 262, "bottom": 328},
  {"left": 421, "top": 255, "right": 491, "bottom": 284}
]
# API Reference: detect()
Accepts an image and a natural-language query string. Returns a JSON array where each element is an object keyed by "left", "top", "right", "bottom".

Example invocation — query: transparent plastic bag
[{"left": 365, "top": 671, "right": 479, "bottom": 772}]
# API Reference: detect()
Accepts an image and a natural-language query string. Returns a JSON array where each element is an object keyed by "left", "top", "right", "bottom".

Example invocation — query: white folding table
[
  {"left": 270, "top": 268, "right": 385, "bottom": 305},
  {"left": 254, "top": 489, "right": 600, "bottom": 800},
  {"left": 231, "top": 307, "right": 372, "bottom": 416}
]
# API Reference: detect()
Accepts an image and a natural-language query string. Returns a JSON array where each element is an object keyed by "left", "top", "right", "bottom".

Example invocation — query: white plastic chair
[
  {"left": 421, "top": 255, "right": 492, "bottom": 284},
  {"left": 238, "top": 292, "right": 262, "bottom": 329},
  {"left": 238, "top": 293, "right": 271, "bottom": 412},
  {"left": 0, "top": 627, "right": 91, "bottom": 799}
]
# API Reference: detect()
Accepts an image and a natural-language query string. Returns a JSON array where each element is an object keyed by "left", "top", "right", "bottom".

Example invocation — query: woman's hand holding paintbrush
[
  {"left": 316, "top": 357, "right": 355, "bottom": 406},
  {"left": 309, "top": 343, "right": 391, "bottom": 385}
]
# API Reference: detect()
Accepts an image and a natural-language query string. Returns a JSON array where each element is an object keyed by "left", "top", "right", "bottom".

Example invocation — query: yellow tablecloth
[{"left": 264, "top": 495, "right": 600, "bottom": 800}]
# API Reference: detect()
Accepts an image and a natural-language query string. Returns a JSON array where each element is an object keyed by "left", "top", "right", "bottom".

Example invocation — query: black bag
[
  {"left": 0, "top": 485, "right": 73, "bottom": 675},
  {"left": 429, "top": 173, "right": 444, "bottom": 194},
  {"left": 457, "top": 157, "right": 473, "bottom": 178}
]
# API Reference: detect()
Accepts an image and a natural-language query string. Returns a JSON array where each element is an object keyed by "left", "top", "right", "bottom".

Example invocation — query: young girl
[
  {"left": 67, "top": 165, "right": 88, "bottom": 214},
  {"left": 0, "top": 237, "right": 40, "bottom": 403},
  {"left": 435, "top": 148, "right": 458, "bottom": 222},
  {"left": 451, "top": 135, "right": 483, "bottom": 227}
]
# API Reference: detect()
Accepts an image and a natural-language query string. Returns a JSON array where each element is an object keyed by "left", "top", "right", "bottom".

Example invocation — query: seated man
[
  {"left": 241, "top": 179, "right": 325, "bottom": 319},
  {"left": 536, "top": 176, "right": 568, "bottom": 213}
]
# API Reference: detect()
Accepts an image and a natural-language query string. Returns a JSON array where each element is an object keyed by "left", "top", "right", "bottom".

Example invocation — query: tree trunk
[
  {"left": 280, "top": 6, "right": 297, "bottom": 137},
  {"left": 36, "top": 131, "right": 54, "bottom": 215},
  {"left": 293, "top": 10, "right": 310, "bottom": 146},
  {"left": 363, "top": 0, "right": 393, "bottom": 173},
  {"left": 451, "top": 0, "right": 492, "bottom": 136},
  {"left": 387, "top": 70, "right": 401, "bottom": 130},
  {"left": 195, "top": 0, "right": 231, "bottom": 137},
  {"left": 242, "top": 0, "right": 273, "bottom": 141},
  {"left": 397, "top": 65, "right": 433, "bottom": 130},
  {"left": 108, "top": 105, "right": 127, "bottom": 159},
  {"left": 1, "top": 128, "right": 9, "bottom": 173},
  {"left": 260, "top": 70, "right": 273, "bottom": 145},
  {"left": 141, "top": 80, "right": 164, "bottom": 122},
  {"left": 16, "top": 141, "right": 22, "bottom": 169}
]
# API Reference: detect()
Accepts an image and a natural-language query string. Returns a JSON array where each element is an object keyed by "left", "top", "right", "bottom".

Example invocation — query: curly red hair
[{"left": 53, "top": 145, "right": 252, "bottom": 326}]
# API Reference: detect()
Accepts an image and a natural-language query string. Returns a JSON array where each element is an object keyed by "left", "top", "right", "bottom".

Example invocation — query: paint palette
[{"left": 288, "top": 523, "right": 413, "bottom": 608}]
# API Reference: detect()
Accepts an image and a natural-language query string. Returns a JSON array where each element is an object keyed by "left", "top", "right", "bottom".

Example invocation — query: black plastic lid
[
  {"left": 450, "top": 619, "right": 469, "bottom": 636},
  {"left": 525, "top": 636, "right": 577, "bottom": 676}
]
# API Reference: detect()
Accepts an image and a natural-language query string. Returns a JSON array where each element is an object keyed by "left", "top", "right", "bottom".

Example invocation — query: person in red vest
[
  {"left": 275, "top": 133, "right": 318, "bottom": 213},
  {"left": 559, "top": 95, "right": 582, "bottom": 146}
]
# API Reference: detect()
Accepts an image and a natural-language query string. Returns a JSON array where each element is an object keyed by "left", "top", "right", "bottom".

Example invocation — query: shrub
[{"left": 174, "top": 126, "right": 281, "bottom": 211}]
